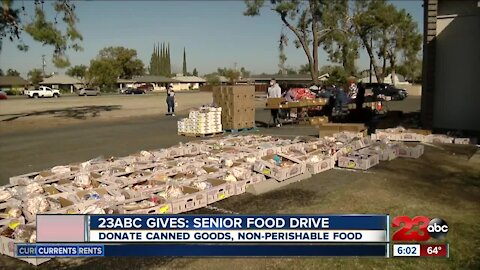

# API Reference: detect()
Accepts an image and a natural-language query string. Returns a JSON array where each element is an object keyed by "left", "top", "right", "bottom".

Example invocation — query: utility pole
[{"left": 41, "top": 55, "right": 46, "bottom": 76}]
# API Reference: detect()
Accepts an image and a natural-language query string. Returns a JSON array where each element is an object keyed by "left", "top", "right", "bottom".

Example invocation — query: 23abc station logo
[{"left": 392, "top": 216, "right": 449, "bottom": 241}]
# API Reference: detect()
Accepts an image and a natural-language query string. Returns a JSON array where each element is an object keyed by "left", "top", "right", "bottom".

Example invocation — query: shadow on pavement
[{"left": 0, "top": 105, "right": 122, "bottom": 121}]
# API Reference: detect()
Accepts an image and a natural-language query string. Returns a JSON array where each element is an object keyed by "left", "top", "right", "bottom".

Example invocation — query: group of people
[{"left": 267, "top": 78, "right": 367, "bottom": 126}]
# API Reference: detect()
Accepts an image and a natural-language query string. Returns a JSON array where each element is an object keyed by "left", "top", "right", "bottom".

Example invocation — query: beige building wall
[{"left": 429, "top": 0, "right": 480, "bottom": 131}]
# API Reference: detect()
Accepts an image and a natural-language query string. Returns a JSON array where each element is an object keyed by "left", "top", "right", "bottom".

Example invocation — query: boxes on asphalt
[
  {"left": 304, "top": 155, "right": 335, "bottom": 174},
  {"left": 116, "top": 195, "right": 172, "bottom": 214},
  {"left": 170, "top": 187, "right": 207, "bottom": 214},
  {"left": 309, "top": 116, "right": 329, "bottom": 126},
  {"left": 424, "top": 134, "right": 454, "bottom": 144},
  {"left": 0, "top": 235, "right": 51, "bottom": 265},
  {"left": 253, "top": 154, "right": 306, "bottom": 181},
  {"left": 337, "top": 153, "right": 380, "bottom": 170},
  {"left": 203, "top": 179, "right": 235, "bottom": 204},
  {"left": 319, "top": 123, "right": 367, "bottom": 138},
  {"left": 453, "top": 138, "right": 471, "bottom": 144},
  {"left": 359, "top": 144, "right": 399, "bottom": 161},
  {"left": 394, "top": 144, "right": 424, "bottom": 159}
]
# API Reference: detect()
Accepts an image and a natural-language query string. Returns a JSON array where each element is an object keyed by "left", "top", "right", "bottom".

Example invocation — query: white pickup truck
[{"left": 25, "top": 86, "right": 61, "bottom": 98}]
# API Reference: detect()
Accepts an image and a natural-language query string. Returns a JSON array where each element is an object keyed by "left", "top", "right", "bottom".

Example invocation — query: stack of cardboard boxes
[{"left": 213, "top": 86, "right": 255, "bottom": 130}]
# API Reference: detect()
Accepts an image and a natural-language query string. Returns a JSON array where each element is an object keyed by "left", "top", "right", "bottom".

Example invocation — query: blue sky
[{"left": 0, "top": 0, "right": 423, "bottom": 77}]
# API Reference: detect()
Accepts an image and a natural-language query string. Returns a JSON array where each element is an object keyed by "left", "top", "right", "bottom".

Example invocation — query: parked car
[
  {"left": 78, "top": 88, "right": 100, "bottom": 96},
  {"left": 24, "top": 86, "right": 61, "bottom": 98},
  {"left": 124, "top": 88, "right": 146, "bottom": 95},
  {"left": 0, "top": 91, "right": 7, "bottom": 100},
  {"left": 136, "top": 84, "right": 154, "bottom": 91},
  {"left": 118, "top": 87, "right": 129, "bottom": 94},
  {"left": 372, "top": 85, "right": 408, "bottom": 100}
]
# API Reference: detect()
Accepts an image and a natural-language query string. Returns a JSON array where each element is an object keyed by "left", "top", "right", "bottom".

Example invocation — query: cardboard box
[
  {"left": 424, "top": 134, "right": 454, "bottom": 144},
  {"left": 203, "top": 179, "right": 235, "bottom": 204},
  {"left": 394, "top": 144, "right": 424, "bottom": 159},
  {"left": 170, "top": 187, "right": 207, "bottom": 214},
  {"left": 319, "top": 123, "right": 367, "bottom": 138},
  {"left": 266, "top": 98, "right": 286, "bottom": 108},
  {"left": 305, "top": 156, "right": 335, "bottom": 174},
  {"left": 454, "top": 138, "right": 471, "bottom": 144},
  {"left": 116, "top": 196, "right": 172, "bottom": 214},
  {"left": 309, "top": 116, "right": 329, "bottom": 126},
  {"left": 0, "top": 236, "right": 51, "bottom": 265},
  {"left": 253, "top": 154, "right": 306, "bottom": 181},
  {"left": 359, "top": 145, "right": 399, "bottom": 161},
  {"left": 337, "top": 153, "right": 380, "bottom": 170}
]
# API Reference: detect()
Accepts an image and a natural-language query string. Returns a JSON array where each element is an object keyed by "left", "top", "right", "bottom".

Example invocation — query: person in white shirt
[{"left": 267, "top": 78, "right": 282, "bottom": 127}]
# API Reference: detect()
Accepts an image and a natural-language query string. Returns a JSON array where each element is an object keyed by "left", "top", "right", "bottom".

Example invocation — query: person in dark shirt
[
  {"left": 166, "top": 84, "right": 175, "bottom": 116},
  {"left": 356, "top": 82, "right": 366, "bottom": 110}
]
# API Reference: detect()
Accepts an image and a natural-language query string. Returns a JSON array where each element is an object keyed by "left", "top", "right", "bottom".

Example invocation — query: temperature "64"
[{"left": 427, "top": 246, "right": 441, "bottom": 254}]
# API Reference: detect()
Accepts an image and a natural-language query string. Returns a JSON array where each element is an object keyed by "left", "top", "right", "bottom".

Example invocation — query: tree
[
  {"left": 278, "top": 31, "right": 288, "bottom": 74},
  {"left": 149, "top": 43, "right": 160, "bottom": 75},
  {"left": 28, "top": 68, "right": 43, "bottom": 87},
  {"left": 380, "top": 8, "right": 422, "bottom": 85},
  {"left": 98, "top": 46, "right": 144, "bottom": 79},
  {"left": 87, "top": 59, "right": 120, "bottom": 89},
  {"left": 319, "top": 65, "right": 347, "bottom": 85},
  {"left": 1, "top": 0, "right": 83, "bottom": 68},
  {"left": 182, "top": 47, "right": 187, "bottom": 76},
  {"left": 0, "top": 69, "right": 3, "bottom": 76},
  {"left": 205, "top": 73, "right": 221, "bottom": 85},
  {"left": 240, "top": 67, "right": 250, "bottom": 78},
  {"left": 298, "top": 64, "right": 310, "bottom": 74},
  {"left": 280, "top": 67, "right": 297, "bottom": 75},
  {"left": 6, "top": 69, "right": 20, "bottom": 76},
  {"left": 215, "top": 67, "right": 241, "bottom": 84},
  {"left": 66, "top": 65, "right": 87, "bottom": 80},
  {"left": 397, "top": 55, "right": 422, "bottom": 83},
  {"left": 245, "top": 0, "right": 343, "bottom": 84},
  {"left": 192, "top": 68, "right": 198, "bottom": 76},
  {"left": 321, "top": 0, "right": 359, "bottom": 76},
  {"left": 149, "top": 42, "right": 171, "bottom": 77}
]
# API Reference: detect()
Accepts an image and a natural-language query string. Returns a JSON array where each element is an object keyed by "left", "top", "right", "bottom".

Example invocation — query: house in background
[
  {"left": 358, "top": 73, "right": 411, "bottom": 86},
  {"left": 117, "top": 78, "right": 136, "bottom": 90},
  {"left": 0, "top": 76, "right": 29, "bottom": 93},
  {"left": 40, "top": 74, "right": 82, "bottom": 93},
  {"left": 130, "top": 75, "right": 179, "bottom": 91},
  {"left": 171, "top": 75, "right": 206, "bottom": 90}
]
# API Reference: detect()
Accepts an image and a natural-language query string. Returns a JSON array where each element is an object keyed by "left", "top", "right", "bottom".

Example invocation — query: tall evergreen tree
[
  {"left": 166, "top": 43, "right": 171, "bottom": 76},
  {"left": 149, "top": 43, "right": 158, "bottom": 75},
  {"left": 182, "top": 47, "right": 187, "bottom": 76}
]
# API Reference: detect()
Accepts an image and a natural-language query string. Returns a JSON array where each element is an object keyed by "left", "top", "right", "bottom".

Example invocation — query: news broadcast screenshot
[{"left": 0, "top": 0, "right": 479, "bottom": 269}]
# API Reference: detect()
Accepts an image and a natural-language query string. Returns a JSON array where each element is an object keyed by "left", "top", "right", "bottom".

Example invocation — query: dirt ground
[{"left": 1, "top": 93, "right": 478, "bottom": 270}]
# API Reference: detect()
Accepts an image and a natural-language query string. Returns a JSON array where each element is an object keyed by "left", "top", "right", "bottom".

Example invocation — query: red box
[{"left": 420, "top": 244, "right": 448, "bottom": 257}]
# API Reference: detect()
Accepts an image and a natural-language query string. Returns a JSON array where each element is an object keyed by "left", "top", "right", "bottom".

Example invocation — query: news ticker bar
[
  {"left": 15, "top": 244, "right": 389, "bottom": 257},
  {"left": 393, "top": 244, "right": 449, "bottom": 258},
  {"left": 36, "top": 214, "right": 389, "bottom": 243}
]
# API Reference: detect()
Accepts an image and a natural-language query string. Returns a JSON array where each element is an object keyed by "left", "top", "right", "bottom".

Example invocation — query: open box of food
[
  {"left": 116, "top": 194, "right": 172, "bottom": 214},
  {"left": 169, "top": 186, "right": 207, "bottom": 214},
  {"left": 359, "top": 143, "right": 399, "bottom": 161},
  {"left": 0, "top": 199, "right": 24, "bottom": 227},
  {"left": 337, "top": 152, "right": 380, "bottom": 170},
  {"left": 393, "top": 143, "right": 424, "bottom": 159},
  {"left": 9, "top": 165, "right": 79, "bottom": 186},
  {"left": 253, "top": 153, "right": 306, "bottom": 181}
]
